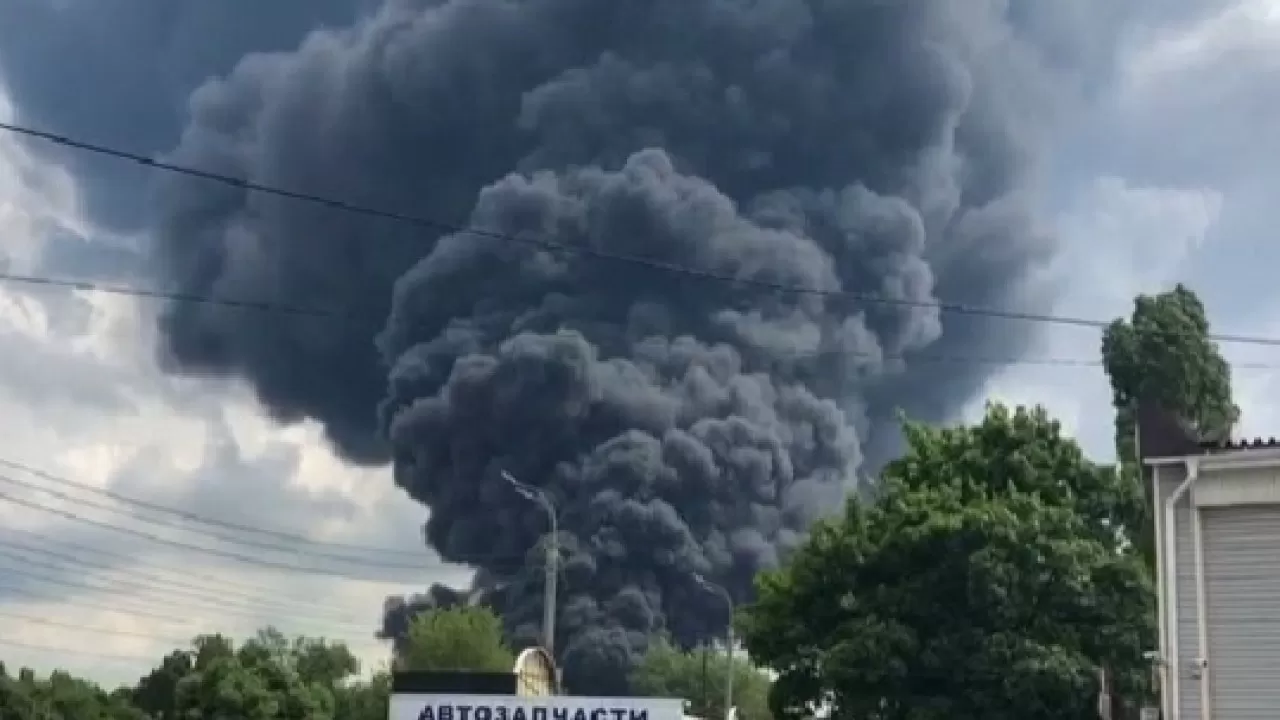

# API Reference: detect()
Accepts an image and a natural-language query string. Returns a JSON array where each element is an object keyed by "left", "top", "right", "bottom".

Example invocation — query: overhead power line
[
  {"left": 3, "top": 525, "right": 372, "bottom": 617},
  {"left": 0, "top": 453, "right": 430, "bottom": 561},
  {"left": 13, "top": 266, "right": 1269, "bottom": 368},
  {"left": 0, "top": 550, "right": 371, "bottom": 635},
  {"left": 4, "top": 266, "right": 1279, "bottom": 370},
  {"left": 4, "top": 120, "right": 1280, "bottom": 348},
  {"left": 0, "top": 636, "right": 155, "bottom": 663},
  {"left": 0, "top": 269, "right": 330, "bottom": 318},
  {"left": 0, "top": 473, "right": 423, "bottom": 572},
  {"left": 0, "top": 566, "right": 191, "bottom": 626},
  {"left": 0, "top": 481, "right": 526, "bottom": 581},
  {"left": 0, "top": 461, "right": 528, "bottom": 570},
  {"left": 0, "top": 608, "right": 190, "bottom": 647},
  {"left": 0, "top": 538, "right": 370, "bottom": 628},
  {"left": 0, "top": 558, "right": 376, "bottom": 641}
]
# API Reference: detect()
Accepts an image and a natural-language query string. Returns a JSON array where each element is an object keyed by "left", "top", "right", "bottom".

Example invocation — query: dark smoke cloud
[
  {"left": 0, "top": 0, "right": 364, "bottom": 230},
  {"left": 117, "top": 0, "right": 1159, "bottom": 693},
  {"left": 150, "top": 0, "right": 1061, "bottom": 464}
]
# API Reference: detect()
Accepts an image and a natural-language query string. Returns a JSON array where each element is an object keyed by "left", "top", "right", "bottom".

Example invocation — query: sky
[
  {"left": 1, "top": 0, "right": 1280, "bottom": 689},
  {"left": 0, "top": 78, "right": 469, "bottom": 686}
]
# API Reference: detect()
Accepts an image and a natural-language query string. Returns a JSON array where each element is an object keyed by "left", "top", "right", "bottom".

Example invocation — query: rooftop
[
  {"left": 1138, "top": 403, "right": 1280, "bottom": 461},
  {"left": 1200, "top": 437, "right": 1280, "bottom": 452}
]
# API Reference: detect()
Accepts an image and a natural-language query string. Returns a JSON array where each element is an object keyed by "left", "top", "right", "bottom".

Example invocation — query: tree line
[
  {"left": 1, "top": 285, "right": 1226, "bottom": 719},
  {"left": 0, "top": 605, "right": 771, "bottom": 720}
]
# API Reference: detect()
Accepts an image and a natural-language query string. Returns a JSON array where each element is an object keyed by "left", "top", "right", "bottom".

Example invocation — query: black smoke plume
[
  {"left": 0, "top": 0, "right": 362, "bottom": 232},
  {"left": 145, "top": 0, "right": 1090, "bottom": 692}
]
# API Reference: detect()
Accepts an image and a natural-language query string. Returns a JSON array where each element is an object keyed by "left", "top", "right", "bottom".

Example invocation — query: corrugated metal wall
[{"left": 1203, "top": 505, "right": 1280, "bottom": 719}]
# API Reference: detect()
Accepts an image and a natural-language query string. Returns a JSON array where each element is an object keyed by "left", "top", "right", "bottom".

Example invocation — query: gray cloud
[
  {"left": 35, "top": 227, "right": 140, "bottom": 285},
  {"left": 0, "top": 60, "right": 436, "bottom": 684},
  {"left": 1057, "top": 1, "right": 1280, "bottom": 334},
  {"left": 0, "top": 0, "right": 365, "bottom": 230},
  {"left": 0, "top": 0, "right": 1244, "bottom": 694},
  {"left": 139, "top": 0, "right": 1147, "bottom": 691}
]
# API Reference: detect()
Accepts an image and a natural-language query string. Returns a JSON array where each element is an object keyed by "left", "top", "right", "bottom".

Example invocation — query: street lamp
[
  {"left": 694, "top": 573, "right": 734, "bottom": 720},
  {"left": 502, "top": 470, "right": 559, "bottom": 658}
]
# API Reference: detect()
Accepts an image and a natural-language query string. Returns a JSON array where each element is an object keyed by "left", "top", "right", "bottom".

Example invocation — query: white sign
[{"left": 390, "top": 694, "right": 686, "bottom": 720}]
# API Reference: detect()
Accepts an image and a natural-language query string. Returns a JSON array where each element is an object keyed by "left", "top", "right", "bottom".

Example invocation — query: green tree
[
  {"left": 630, "top": 639, "right": 771, "bottom": 720},
  {"left": 335, "top": 671, "right": 391, "bottom": 720},
  {"left": 1, "top": 628, "right": 381, "bottom": 719},
  {"left": 0, "top": 664, "right": 142, "bottom": 720},
  {"left": 1102, "top": 284, "right": 1237, "bottom": 569},
  {"left": 396, "top": 606, "right": 515, "bottom": 672},
  {"left": 132, "top": 649, "right": 195, "bottom": 720},
  {"left": 171, "top": 634, "right": 338, "bottom": 720},
  {"left": 1103, "top": 283, "right": 1237, "bottom": 466},
  {"left": 238, "top": 628, "right": 359, "bottom": 689},
  {"left": 739, "top": 404, "right": 1155, "bottom": 720},
  {"left": 128, "top": 629, "right": 366, "bottom": 720}
]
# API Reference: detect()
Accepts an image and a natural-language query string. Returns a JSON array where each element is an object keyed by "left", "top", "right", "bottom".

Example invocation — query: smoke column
[
  {"left": 0, "top": 0, "right": 361, "bottom": 232},
  {"left": 148, "top": 0, "right": 1081, "bottom": 691}
]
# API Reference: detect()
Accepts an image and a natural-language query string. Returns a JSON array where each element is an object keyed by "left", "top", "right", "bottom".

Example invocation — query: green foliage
[
  {"left": 0, "top": 665, "right": 143, "bottom": 720},
  {"left": 1102, "top": 283, "right": 1237, "bottom": 466},
  {"left": 132, "top": 650, "right": 195, "bottom": 719},
  {"left": 630, "top": 638, "right": 771, "bottom": 720},
  {"left": 892, "top": 404, "right": 1144, "bottom": 549},
  {"left": 6, "top": 366, "right": 1204, "bottom": 719},
  {"left": 396, "top": 606, "right": 516, "bottom": 672},
  {"left": 171, "top": 630, "right": 346, "bottom": 720},
  {"left": 0, "top": 607, "right": 517, "bottom": 719},
  {"left": 0, "top": 628, "right": 387, "bottom": 720},
  {"left": 1102, "top": 283, "right": 1236, "bottom": 592},
  {"left": 335, "top": 671, "right": 390, "bottom": 720},
  {"left": 739, "top": 403, "right": 1156, "bottom": 720}
]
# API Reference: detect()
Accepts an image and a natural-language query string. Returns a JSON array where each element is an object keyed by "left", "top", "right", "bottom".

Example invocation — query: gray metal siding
[
  {"left": 1202, "top": 505, "right": 1280, "bottom": 719},
  {"left": 1154, "top": 465, "right": 1204, "bottom": 719},
  {"left": 1174, "top": 491, "right": 1201, "bottom": 720}
]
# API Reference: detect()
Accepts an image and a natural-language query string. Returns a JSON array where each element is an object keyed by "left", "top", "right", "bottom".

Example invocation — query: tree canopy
[
  {"left": 0, "top": 664, "right": 143, "bottom": 720},
  {"left": 1103, "top": 283, "right": 1237, "bottom": 465},
  {"left": 630, "top": 638, "right": 771, "bottom": 720},
  {"left": 395, "top": 605, "right": 516, "bottom": 672},
  {"left": 739, "top": 404, "right": 1155, "bottom": 720},
  {"left": 1102, "top": 283, "right": 1236, "bottom": 580},
  {"left": 0, "top": 607, "right": 516, "bottom": 720},
  {"left": 4, "top": 285, "right": 1233, "bottom": 718}
]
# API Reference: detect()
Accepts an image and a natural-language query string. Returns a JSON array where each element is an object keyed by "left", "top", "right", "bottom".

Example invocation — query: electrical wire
[
  {"left": 0, "top": 569, "right": 191, "bottom": 627},
  {"left": 2, "top": 118, "right": 1278, "bottom": 675},
  {"left": 0, "top": 549, "right": 369, "bottom": 632},
  {"left": 4, "top": 120, "right": 1280, "bottom": 348},
  {"left": 0, "top": 472, "right": 429, "bottom": 571},
  {"left": 0, "top": 482, "right": 526, "bottom": 581},
  {"left": 0, "top": 608, "right": 190, "bottom": 647},
  {"left": 0, "top": 457, "right": 426, "bottom": 559},
  {"left": 0, "top": 539, "right": 370, "bottom": 627},
  {"left": 0, "top": 269, "right": 332, "bottom": 318},
  {"left": 0, "top": 636, "right": 155, "bottom": 663},
  {"left": 0, "top": 273, "right": 1179, "bottom": 371},
  {"left": 0, "top": 527, "right": 377, "bottom": 618}
]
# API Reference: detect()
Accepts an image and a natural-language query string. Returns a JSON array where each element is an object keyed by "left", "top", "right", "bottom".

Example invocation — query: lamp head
[{"left": 502, "top": 470, "right": 539, "bottom": 502}]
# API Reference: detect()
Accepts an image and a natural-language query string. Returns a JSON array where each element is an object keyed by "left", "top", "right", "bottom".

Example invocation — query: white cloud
[
  {"left": 0, "top": 91, "right": 474, "bottom": 688},
  {"left": 963, "top": 176, "right": 1223, "bottom": 460},
  {"left": 1121, "top": 0, "right": 1280, "bottom": 91},
  {"left": 5, "top": 0, "right": 1280, "bottom": 692},
  {"left": 968, "top": 0, "right": 1280, "bottom": 460},
  {"left": 1223, "top": 310, "right": 1280, "bottom": 439}
]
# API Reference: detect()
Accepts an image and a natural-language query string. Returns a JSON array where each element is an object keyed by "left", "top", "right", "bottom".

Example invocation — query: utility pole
[
  {"left": 694, "top": 574, "right": 734, "bottom": 720},
  {"left": 701, "top": 645, "right": 709, "bottom": 718},
  {"left": 502, "top": 470, "right": 558, "bottom": 657}
]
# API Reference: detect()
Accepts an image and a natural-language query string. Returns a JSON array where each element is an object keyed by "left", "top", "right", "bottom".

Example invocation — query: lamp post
[
  {"left": 694, "top": 574, "right": 734, "bottom": 720},
  {"left": 502, "top": 470, "right": 559, "bottom": 658}
]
